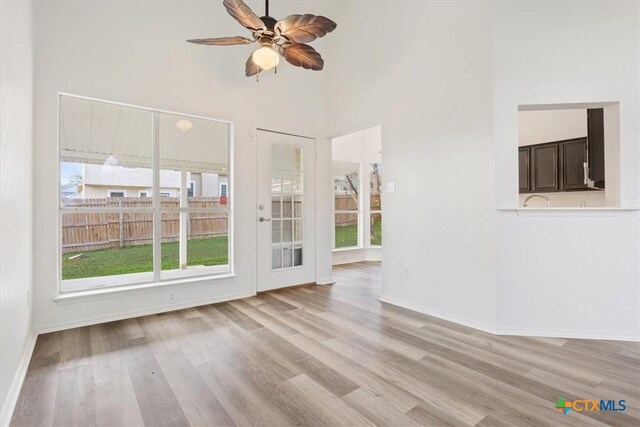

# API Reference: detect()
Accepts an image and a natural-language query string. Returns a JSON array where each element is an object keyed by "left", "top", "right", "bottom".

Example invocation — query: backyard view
[
  {"left": 333, "top": 161, "right": 382, "bottom": 249},
  {"left": 334, "top": 218, "right": 382, "bottom": 248},
  {"left": 62, "top": 236, "right": 228, "bottom": 280}
]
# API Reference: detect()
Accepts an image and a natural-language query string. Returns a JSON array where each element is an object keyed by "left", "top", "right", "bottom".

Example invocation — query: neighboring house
[{"left": 81, "top": 164, "right": 228, "bottom": 198}]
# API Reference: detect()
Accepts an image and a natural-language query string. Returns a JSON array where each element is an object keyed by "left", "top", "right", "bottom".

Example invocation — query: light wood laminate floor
[{"left": 11, "top": 262, "right": 640, "bottom": 426}]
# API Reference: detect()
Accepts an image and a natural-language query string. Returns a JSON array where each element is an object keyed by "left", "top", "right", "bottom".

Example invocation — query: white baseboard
[
  {"left": 379, "top": 296, "right": 496, "bottom": 334},
  {"left": 380, "top": 296, "right": 639, "bottom": 342},
  {"left": 35, "top": 292, "right": 255, "bottom": 334},
  {"left": 1, "top": 332, "right": 37, "bottom": 427},
  {"left": 315, "top": 277, "right": 335, "bottom": 285},
  {"left": 496, "top": 327, "right": 640, "bottom": 342}
]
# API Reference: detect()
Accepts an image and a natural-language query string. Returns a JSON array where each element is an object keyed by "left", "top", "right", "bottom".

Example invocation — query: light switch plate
[{"left": 386, "top": 182, "right": 395, "bottom": 193}]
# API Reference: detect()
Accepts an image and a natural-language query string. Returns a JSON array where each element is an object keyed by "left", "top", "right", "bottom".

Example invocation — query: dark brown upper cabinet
[
  {"left": 518, "top": 147, "right": 531, "bottom": 192},
  {"left": 519, "top": 137, "right": 597, "bottom": 193},
  {"left": 560, "top": 139, "right": 587, "bottom": 190},
  {"left": 532, "top": 144, "right": 559, "bottom": 192},
  {"left": 587, "top": 108, "right": 605, "bottom": 188}
]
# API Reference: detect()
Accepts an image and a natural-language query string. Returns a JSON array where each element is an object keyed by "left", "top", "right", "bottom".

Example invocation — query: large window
[
  {"left": 333, "top": 161, "right": 360, "bottom": 248},
  {"left": 59, "top": 94, "right": 231, "bottom": 292}
]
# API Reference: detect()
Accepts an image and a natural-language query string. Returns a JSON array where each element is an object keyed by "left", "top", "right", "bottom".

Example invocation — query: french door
[{"left": 256, "top": 130, "right": 316, "bottom": 291}]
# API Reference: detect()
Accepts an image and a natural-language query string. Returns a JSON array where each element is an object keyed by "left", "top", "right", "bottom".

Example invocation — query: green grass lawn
[
  {"left": 62, "top": 236, "right": 228, "bottom": 280},
  {"left": 335, "top": 219, "right": 382, "bottom": 248}
]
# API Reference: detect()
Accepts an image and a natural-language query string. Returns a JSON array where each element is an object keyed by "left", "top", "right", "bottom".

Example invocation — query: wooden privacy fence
[
  {"left": 334, "top": 194, "right": 381, "bottom": 226},
  {"left": 61, "top": 197, "right": 228, "bottom": 253}
]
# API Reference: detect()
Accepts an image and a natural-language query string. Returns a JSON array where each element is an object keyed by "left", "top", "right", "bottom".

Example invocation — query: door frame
[{"left": 254, "top": 128, "right": 317, "bottom": 294}]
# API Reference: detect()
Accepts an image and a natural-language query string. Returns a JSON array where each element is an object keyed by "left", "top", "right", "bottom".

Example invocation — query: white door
[{"left": 256, "top": 130, "right": 316, "bottom": 291}]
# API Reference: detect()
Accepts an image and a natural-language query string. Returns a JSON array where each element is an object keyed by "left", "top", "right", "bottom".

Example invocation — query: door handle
[{"left": 258, "top": 217, "right": 271, "bottom": 222}]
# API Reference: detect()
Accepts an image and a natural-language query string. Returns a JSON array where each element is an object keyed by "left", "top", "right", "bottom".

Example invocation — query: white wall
[
  {"left": 493, "top": 1, "right": 640, "bottom": 339},
  {"left": 31, "top": 0, "right": 335, "bottom": 331},
  {"left": 0, "top": 1, "right": 35, "bottom": 424},
  {"left": 326, "top": 1, "right": 497, "bottom": 331},
  {"left": 325, "top": 1, "right": 639, "bottom": 339}
]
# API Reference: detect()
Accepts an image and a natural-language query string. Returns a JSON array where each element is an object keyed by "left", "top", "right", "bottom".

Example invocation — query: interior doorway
[{"left": 331, "top": 125, "right": 383, "bottom": 266}]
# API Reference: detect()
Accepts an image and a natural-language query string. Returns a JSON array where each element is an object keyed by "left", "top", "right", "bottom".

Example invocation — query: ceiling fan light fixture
[
  {"left": 252, "top": 45, "right": 279, "bottom": 70},
  {"left": 187, "top": 0, "right": 336, "bottom": 77}
]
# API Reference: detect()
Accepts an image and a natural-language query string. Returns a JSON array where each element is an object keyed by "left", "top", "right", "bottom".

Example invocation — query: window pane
[
  {"left": 272, "top": 196, "right": 282, "bottom": 219},
  {"left": 335, "top": 213, "right": 359, "bottom": 248},
  {"left": 370, "top": 213, "right": 382, "bottom": 246},
  {"left": 161, "top": 211, "right": 229, "bottom": 279},
  {"left": 282, "top": 196, "right": 293, "bottom": 218},
  {"left": 370, "top": 163, "right": 382, "bottom": 211},
  {"left": 333, "top": 161, "right": 359, "bottom": 211},
  {"left": 158, "top": 113, "right": 229, "bottom": 209},
  {"left": 60, "top": 211, "right": 154, "bottom": 290},
  {"left": 59, "top": 95, "right": 153, "bottom": 207}
]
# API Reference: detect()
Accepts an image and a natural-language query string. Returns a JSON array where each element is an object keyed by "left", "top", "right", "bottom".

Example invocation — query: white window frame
[
  {"left": 332, "top": 163, "right": 362, "bottom": 250},
  {"left": 57, "top": 93, "right": 234, "bottom": 294},
  {"left": 138, "top": 190, "right": 150, "bottom": 198}
]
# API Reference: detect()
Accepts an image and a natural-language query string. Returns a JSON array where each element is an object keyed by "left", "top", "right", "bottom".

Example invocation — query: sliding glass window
[{"left": 58, "top": 94, "right": 232, "bottom": 292}]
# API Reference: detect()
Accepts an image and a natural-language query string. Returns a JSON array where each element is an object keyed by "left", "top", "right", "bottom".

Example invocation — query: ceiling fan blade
[
  {"left": 275, "top": 14, "right": 337, "bottom": 44},
  {"left": 223, "top": 0, "right": 266, "bottom": 32},
  {"left": 281, "top": 43, "right": 324, "bottom": 70},
  {"left": 245, "top": 55, "right": 262, "bottom": 77},
  {"left": 187, "top": 36, "right": 255, "bottom": 46}
]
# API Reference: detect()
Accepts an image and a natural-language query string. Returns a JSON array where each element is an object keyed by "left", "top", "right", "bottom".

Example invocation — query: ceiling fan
[{"left": 187, "top": 0, "right": 337, "bottom": 78}]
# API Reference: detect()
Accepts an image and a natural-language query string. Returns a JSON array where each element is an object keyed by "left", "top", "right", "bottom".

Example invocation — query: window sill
[
  {"left": 496, "top": 207, "right": 640, "bottom": 217},
  {"left": 333, "top": 246, "right": 363, "bottom": 252},
  {"left": 55, "top": 272, "right": 238, "bottom": 304}
]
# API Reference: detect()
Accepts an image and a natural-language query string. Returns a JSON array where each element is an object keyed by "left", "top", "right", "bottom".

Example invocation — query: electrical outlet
[
  {"left": 169, "top": 292, "right": 175, "bottom": 302},
  {"left": 403, "top": 267, "right": 411, "bottom": 278}
]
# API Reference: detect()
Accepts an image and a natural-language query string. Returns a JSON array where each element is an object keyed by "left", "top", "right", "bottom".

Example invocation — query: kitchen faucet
[{"left": 523, "top": 194, "right": 551, "bottom": 207}]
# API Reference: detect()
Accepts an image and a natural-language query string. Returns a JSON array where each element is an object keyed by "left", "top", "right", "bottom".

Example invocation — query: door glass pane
[
  {"left": 272, "top": 196, "right": 282, "bottom": 218},
  {"left": 271, "top": 143, "right": 303, "bottom": 270},
  {"left": 272, "top": 220, "right": 282, "bottom": 244},
  {"left": 282, "top": 196, "right": 293, "bottom": 218}
]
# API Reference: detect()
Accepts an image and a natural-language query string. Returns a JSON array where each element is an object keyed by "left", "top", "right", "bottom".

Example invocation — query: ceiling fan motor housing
[{"left": 260, "top": 16, "right": 277, "bottom": 31}]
